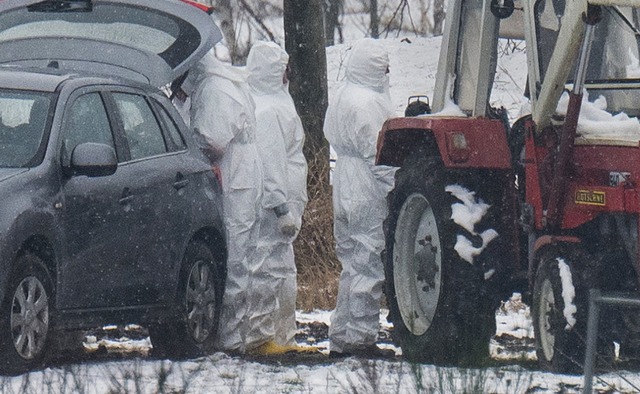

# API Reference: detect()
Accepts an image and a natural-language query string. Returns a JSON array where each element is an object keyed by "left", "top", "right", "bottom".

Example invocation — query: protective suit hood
[
  {"left": 345, "top": 38, "right": 389, "bottom": 92},
  {"left": 182, "top": 49, "right": 247, "bottom": 96},
  {"left": 247, "top": 41, "right": 289, "bottom": 95}
]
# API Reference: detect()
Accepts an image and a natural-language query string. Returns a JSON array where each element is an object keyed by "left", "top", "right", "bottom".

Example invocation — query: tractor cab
[{"left": 529, "top": 0, "right": 640, "bottom": 128}]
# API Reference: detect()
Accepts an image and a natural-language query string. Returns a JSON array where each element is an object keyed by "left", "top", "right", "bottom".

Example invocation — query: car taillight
[
  {"left": 212, "top": 165, "right": 223, "bottom": 188},
  {"left": 180, "top": 0, "right": 214, "bottom": 14}
]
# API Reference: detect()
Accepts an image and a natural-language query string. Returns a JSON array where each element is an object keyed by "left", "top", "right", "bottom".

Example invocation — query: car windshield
[
  {"left": 0, "top": 90, "right": 50, "bottom": 168},
  {"left": 536, "top": 2, "right": 640, "bottom": 115}
]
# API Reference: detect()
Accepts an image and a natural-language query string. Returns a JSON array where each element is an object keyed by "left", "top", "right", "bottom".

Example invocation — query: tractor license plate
[{"left": 575, "top": 190, "right": 606, "bottom": 206}]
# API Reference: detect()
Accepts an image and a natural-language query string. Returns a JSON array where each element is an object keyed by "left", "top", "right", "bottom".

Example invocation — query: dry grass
[{"left": 294, "top": 150, "right": 341, "bottom": 311}]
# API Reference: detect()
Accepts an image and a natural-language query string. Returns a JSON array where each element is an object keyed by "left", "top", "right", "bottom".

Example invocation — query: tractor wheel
[
  {"left": 150, "top": 240, "right": 223, "bottom": 359},
  {"left": 533, "top": 250, "right": 588, "bottom": 372},
  {"left": 0, "top": 254, "right": 54, "bottom": 375},
  {"left": 383, "top": 152, "right": 498, "bottom": 366}
]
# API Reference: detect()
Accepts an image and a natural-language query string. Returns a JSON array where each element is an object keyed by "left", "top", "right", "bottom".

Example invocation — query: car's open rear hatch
[{"left": 0, "top": 0, "right": 222, "bottom": 86}]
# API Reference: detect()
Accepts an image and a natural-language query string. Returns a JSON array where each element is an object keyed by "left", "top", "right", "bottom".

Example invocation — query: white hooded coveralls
[
  {"left": 245, "top": 41, "right": 308, "bottom": 348},
  {"left": 186, "top": 50, "right": 263, "bottom": 353},
  {"left": 323, "top": 38, "right": 396, "bottom": 353}
]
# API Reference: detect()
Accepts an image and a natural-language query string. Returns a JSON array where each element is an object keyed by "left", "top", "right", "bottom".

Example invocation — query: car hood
[{"left": 0, "top": 0, "right": 222, "bottom": 87}]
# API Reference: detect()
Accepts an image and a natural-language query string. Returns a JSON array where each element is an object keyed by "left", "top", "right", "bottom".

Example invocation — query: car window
[
  {"left": 62, "top": 93, "right": 114, "bottom": 167},
  {"left": 154, "top": 101, "right": 186, "bottom": 152},
  {"left": 0, "top": 90, "right": 50, "bottom": 168},
  {"left": 113, "top": 93, "right": 167, "bottom": 161}
]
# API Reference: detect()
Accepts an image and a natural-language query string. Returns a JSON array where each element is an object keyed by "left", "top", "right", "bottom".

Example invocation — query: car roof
[
  {"left": 0, "top": 66, "right": 156, "bottom": 93},
  {"left": 0, "top": 67, "right": 73, "bottom": 92}
]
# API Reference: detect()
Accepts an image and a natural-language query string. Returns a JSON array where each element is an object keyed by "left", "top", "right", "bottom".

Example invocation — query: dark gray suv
[{"left": 0, "top": 0, "right": 227, "bottom": 373}]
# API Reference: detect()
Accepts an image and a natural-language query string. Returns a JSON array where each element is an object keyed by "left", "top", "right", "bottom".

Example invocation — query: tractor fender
[
  {"left": 528, "top": 235, "right": 582, "bottom": 294},
  {"left": 376, "top": 116, "right": 511, "bottom": 169}
]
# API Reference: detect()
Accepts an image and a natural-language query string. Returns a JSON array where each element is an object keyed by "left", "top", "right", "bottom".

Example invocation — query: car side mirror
[{"left": 70, "top": 142, "right": 117, "bottom": 177}]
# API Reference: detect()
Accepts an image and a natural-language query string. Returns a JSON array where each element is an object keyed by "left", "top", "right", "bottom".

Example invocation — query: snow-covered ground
[
  {"left": 4, "top": 29, "right": 640, "bottom": 394},
  {"left": 3, "top": 301, "right": 640, "bottom": 393}
]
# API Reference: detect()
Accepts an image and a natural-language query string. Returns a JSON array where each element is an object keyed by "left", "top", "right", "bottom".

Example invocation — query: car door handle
[
  {"left": 173, "top": 173, "right": 189, "bottom": 190},
  {"left": 119, "top": 188, "right": 133, "bottom": 205}
]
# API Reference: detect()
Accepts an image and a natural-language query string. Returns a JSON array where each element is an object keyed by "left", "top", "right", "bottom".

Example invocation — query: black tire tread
[
  {"left": 150, "top": 240, "right": 222, "bottom": 359},
  {"left": 383, "top": 151, "right": 495, "bottom": 366}
]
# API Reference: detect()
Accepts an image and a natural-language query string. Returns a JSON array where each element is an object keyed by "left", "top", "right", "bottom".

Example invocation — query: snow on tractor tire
[{"left": 531, "top": 245, "right": 615, "bottom": 373}]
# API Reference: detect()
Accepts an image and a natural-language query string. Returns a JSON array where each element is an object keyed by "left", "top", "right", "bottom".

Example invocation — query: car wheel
[
  {"left": 150, "top": 240, "right": 222, "bottom": 359},
  {"left": 384, "top": 152, "right": 497, "bottom": 366},
  {"left": 0, "top": 254, "right": 54, "bottom": 374}
]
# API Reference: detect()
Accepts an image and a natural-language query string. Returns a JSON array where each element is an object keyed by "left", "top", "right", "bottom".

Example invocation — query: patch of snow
[
  {"left": 424, "top": 99, "right": 467, "bottom": 117},
  {"left": 295, "top": 309, "right": 332, "bottom": 325},
  {"left": 557, "top": 258, "right": 577, "bottom": 330},
  {"left": 294, "top": 309, "right": 401, "bottom": 357},
  {"left": 556, "top": 91, "right": 640, "bottom": 144},
  {"left": 496, "top": 293, "right": 534, "bottom": 339},
  {"left": 491, "top": 40, "right": 529, "bottom": 120},
  {"left": 454, "top": 229, "right": 499, "bottom": 264},
  {"left": 8, "top": 304, "right": 639, "bottom": 392},
  {"left": 83, "top": 337, "right": 151, "bottom": 355},
  {"left": 484, "top": 268, "right": 496, "bottom": 280},
  {"left": 445, "top": 184, "right": 498, "bottom": 264},
  {"left": 326, "top": 37, "right": 438, "bottom": 116},
  {"left": 446, "top": 184, "right": 490, "bottom": 233},
  {"left": 627, "top": 48, "right": 640, "bottom": 78},
  {"left": 427, "top": 74, "right": 468, "bottom": 117}
]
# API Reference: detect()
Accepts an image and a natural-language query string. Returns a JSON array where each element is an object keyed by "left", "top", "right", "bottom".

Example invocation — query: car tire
[
  {"left": 0, "top": 253, "right": 54, "bottom": 375},
  {"left": 150, "top": 240, "right": 222, "bottom": 359},
  {"left": 383, "top": 151, "right": 497, "bottom": 366}
]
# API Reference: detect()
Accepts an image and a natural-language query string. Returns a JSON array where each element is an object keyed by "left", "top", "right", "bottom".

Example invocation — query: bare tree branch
[
  {"left": 238, "top": 0, "right": 276, "bottom": 42},
  {"left": 382, "top": 0, "right": 418, "bottom": 38}
]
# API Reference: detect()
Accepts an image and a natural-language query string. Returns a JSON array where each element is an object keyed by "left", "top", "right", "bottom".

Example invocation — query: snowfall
[{"left": 5, "top": 12, "right": 640, "bottom": 394}]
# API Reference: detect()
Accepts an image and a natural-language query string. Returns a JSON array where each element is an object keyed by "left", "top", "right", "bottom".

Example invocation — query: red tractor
[{"left": 376, "top": 0, "right": 640, "bottom": 371}]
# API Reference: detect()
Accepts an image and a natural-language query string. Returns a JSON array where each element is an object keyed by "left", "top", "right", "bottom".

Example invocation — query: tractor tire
[
  {"left": 619, "top": 313, "right": 640, "bottom": 366},
  {"left": 0, "top": 254, "right": 54, "bottom": 375},
  {"left": 532, "top": 249, "right": 589, "bottom": 373},
  {"left": 383, "top": 152, "right": 498, "bottom": 366},
  {"left": 150, "top": 240, "right": 223, "bottom": 359}
]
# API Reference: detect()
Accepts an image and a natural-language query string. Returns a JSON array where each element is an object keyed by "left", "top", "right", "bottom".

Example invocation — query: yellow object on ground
[{"left": 249, "top": 341, "right": 319, "bottom": 356}]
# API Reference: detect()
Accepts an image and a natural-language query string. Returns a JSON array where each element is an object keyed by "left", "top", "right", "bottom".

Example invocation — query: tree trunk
[
  {"left": 433, "top": 0, "right": 445, "bottom": 36},
  {"left": 283, "top": 0, "right": 329, "bottom": 187},
  {"left": 284, "top": 0, "right": 337, "bottom": 309},
  {"left": 324, "top": 0, "right": 342, "bottom": 46},
  {"left": 370, "top": 0, "right": 379, "bottom": 38},
  {"left": 211, "top": 0, "right": 241, "bottom": 64}
]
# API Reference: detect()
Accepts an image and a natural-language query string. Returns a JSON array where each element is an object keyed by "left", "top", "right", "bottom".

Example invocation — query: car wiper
[{"left": 27, "top": 0, "right": 92, "bottom": 13}]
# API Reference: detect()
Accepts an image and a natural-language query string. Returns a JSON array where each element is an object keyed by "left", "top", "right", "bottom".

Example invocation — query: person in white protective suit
[
  {"left": 243, "top": 41, "right": 312, "bottom": 355},
  {"left": 183, "top": 50, "right": 263, "bottom": 354},
  {"left": 323, "top": 38, "right": 396, "bottom": 358}
]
